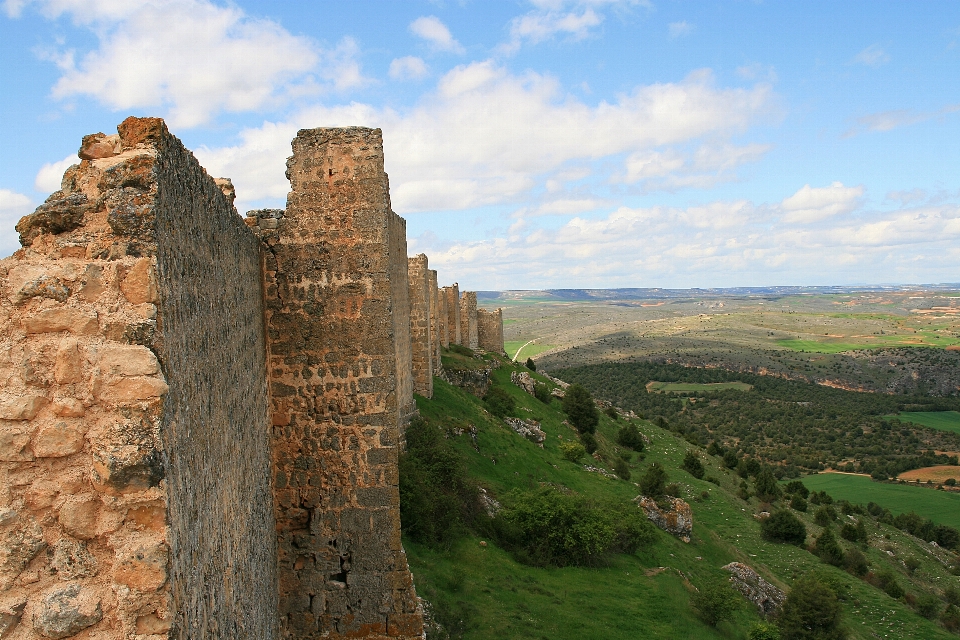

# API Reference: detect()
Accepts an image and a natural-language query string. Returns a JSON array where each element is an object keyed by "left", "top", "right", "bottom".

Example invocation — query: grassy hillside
[{"left": 405, "top": 352, "right": 960, "bottom": 639}]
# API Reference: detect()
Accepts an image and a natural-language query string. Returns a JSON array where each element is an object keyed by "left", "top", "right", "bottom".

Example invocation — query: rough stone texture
[
  {"left": 434, "top": 279, "right": 449, "bottom": 349},
  {"left": 503, "top": 418, "right": 546, "bottom": 444},
  {"left": 636, "top": 496, "right": 693, "bottom": 543},
  {"left": 438, "top": 366, "right": 493, "bottom": 398},
  {"left": 476, "top": 307, "right": 504, "bottom": 354},
  {"left": 407, "top": 255, "right": 433, "bottom": 399},
  {"left": 0, "top": 117, "right": 278, "bottom": 640},
  {"left": 442, "top": 285, "right": 461, "bottom": 345},
  {"left": 427, "top": 270, "right": 443, "bottom": 374},
  {"left": 459, "top": 292, "right": 478, "bottom": 350},
  {"left": 510, "top": 371, "right": 537, "bottom": 396},
  {"left": 265, "top": 127, "right": 422, "bottom": 639},
  {"left": 722, "top": 562, "right": 785, "bottom": 618},
  {"left": 389, "top": 218, "right": 415, "bottom": 429}
]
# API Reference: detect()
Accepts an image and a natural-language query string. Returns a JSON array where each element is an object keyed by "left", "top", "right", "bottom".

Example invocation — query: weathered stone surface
[
  {"left": 459, "top": 291, "right": 478, "bottom": 350},
  {"left": 0, "top": 394, "right": 48, "bottom": 420},
  {"left": 511, "top": 371, "right": 537, "bottom": 396},
  {"left": 17, "top": 275, "right": 70, "bottom": 304},
  {"left": 0, "top": 598, "right": 26, "bottom": 638},
  {"left": 408, "top": 254, "right": 433, "bottom": 399},
  {"left": 98, "top": 344, "right": 159, "bottom": 376},
  {"left": 32, "top": 420, "right": 85, "bottom": 458},
  {"left": 90, "top": 417, "right": 163, "bottom": 493},
  {"left": 16, "top": 193, "right": 90, "bottom": 247},
  {"left": 428, "top": 269, "right": 444, "bottom": 365},
  {"left": 51, "top": 538, "right": 99, "bottom": 580},
  {"left": 32, "top": 583, "right": 103, "bottom": 639},
  {"left": 476, "top": 307, "right": 504, "bottom": 353},
  {"left": 96, "top": 376, "right": 169, "bottom": 404},
  {"left": 23, "top": 309, "right": 98, "bottom": 335},
  {"left": 0, "top": 514, "right": 46, "bottom": 590},
  {"left": 439, "top": 365, "right": 493, "bottom": 397},
  {"left": 637, "top": 496, "right": 693, "bottom": 543},
  {"left": 443, "top": 284, "right": 461, "bottom": 345},
  {"left": 0, "top": 425, "right": 35, "bottom": 462},
  {"left": 51, "top": 398, "right": 85, "bottom": 417},
  {"left": 58, "top": 494, "right": 101, "bottom": 540},
  {"left": 120, "top": 258, "right": 157, "bottom": 304},
  {"left": 113, "top": 539, "right": 168, "bottom": 591},
  {"left": 78, "top": 132, "right": 120, "bottom": 160},
  {"left": 504, "top": 417, "right": 546, "bottom": 444},
  {"left": 54, "top": 338, "right": 84, "bottom": 384},
  {"left": 722, "top": 562, "right": 786, "bottom": 618}
]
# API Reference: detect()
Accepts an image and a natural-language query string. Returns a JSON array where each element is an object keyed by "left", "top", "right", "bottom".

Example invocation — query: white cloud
[
  {"left": 0, "top": 189, "right": 34, "bottom": 258},
  {"left": 668, "top": 21, "right": 693, "bottom": 38},
  {"left": 196, "top": 63, "right": 776, "bottom": 214},
  {"left": 853, "top": 43, "right": 890, "bottom": 67},
  {"left": 0, "top": 189, "right": 32, "bottom": 212},
  {"left": 501, "top": 0, "right": 652, "bottom": 53},
  {"left": 409, "top": 16, "right": 464, "bottom": 54},
  {"left": 843, "top": 103, "right": 960, "bottom": 137},
  {"left": 736, "top": 63, "right": 777, "bottom": 83},
  {"left": 780, "top": 181, "right": 864, "bottom": 224},
  {"left": 14, "top": 0, "right": 363, "bottom": 128},
  {"left": 389, "top": 56, "right": 429, "bottom": 81},
  {"left": 35, "top": 154, "right": 79, "bottom": 193},
  {"left": 620, "top": 142, "right": 771, "bottom": 190}
]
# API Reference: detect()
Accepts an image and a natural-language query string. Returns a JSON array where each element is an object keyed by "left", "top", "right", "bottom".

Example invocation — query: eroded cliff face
[{"left": 0, "top": 117, "right": 279, "bottom": 639}]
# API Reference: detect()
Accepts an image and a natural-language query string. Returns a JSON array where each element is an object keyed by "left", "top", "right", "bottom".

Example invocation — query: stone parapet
[
  {"left": 459, "top": 292, "right": 478, "bottom": 350},
  {"left": 427, "top": 269, "right": 443, "bottom": 370},
  {"left": 477, "top": 307, "right": 504, "bottom": 353},
  {"left": 408, "top": 255, "right": 433, "bottom": 399},
  {"left": 442, "top": 285, "right": 461, "bottom": 345}
]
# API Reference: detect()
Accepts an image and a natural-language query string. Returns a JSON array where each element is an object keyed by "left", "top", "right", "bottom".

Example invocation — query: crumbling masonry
[{"left": 0, "top": 118, "right": 503, "bottom": 639}]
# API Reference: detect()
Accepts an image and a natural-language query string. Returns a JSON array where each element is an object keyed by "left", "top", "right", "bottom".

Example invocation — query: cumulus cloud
[
  {"left": 620, "top": 142, "right": 771, "bottom": 190},
  {"left": 35, "top": 154, "right": 79, "bottom": 193},
  {"left": 501, "top": 0, "right": 651, "bottom": 53},
  {"left": 0, "top": 188, "right": 33, "bottom": 257},
  {"left": 196, "top": 63, "right": 776, "bottom": 214},
  {"left": 409, "top": 16, "right": 464, "bottom": 54},
  {"left": 12, "top": 0, "right": 366, "bottom": 128},
  {"left": 668, "top": 21, "right": 693, "bottom": 38},
  {"left": 843, "top": 103, "right": 960, "bottom": 137},
  {"left": 389, "top": 56, "right": 429, "bottom": 81},
  {"left": 780, "top": 181, "right": 864, "bottom": 224},
  {"left": 853, "top": 43, "right": 890, "bottom": 67}
]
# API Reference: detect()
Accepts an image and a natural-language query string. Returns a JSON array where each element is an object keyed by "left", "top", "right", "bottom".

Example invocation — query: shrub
[
  {"left": 761, "top": 510, "right": 807, "bottom": 546},
  {"left": 449, "top": 343, "right": 474, "bottom": 357},
  {"left": 749, "top": 621, "right": 781, "bottom": 640},
  {"left": 839, "top": 521, "right": 863, "bottom": 543},
  {"left": 484, "top": 386, "right": 515, "bottom": 418},
  {"left": 533, "top": 382, "right": 552, "bottom": 404},
  {"left": 904, "top": 556, "right": 921, "bottom": 574},
  {"left": 705, "top": 475, "right": 721, "bottom": 486},
  {"left": 525, "top": 357, "right": 536, "bottom": 371},
  {"left": 873, "top": 569, "right": 904, "bottom": 599},
  {"left": 562, "top": 384, "right": 599, "bottom": 434},
  {"left": 842, "top": 547, "right": 868, "bottom": 576},
  {"left": 943, "top": 605, "right": 960, "bottom": 633},
  {"left": 945, "top": 584, "right": 960, "bottom": 607},
  {"left": 494, "top": 487, "right": 655, "bottom": 567},
  {"left": 723, "top": 449, "right": 739, "bottom": 469},
  {"left": 639, "top": 462, "right": 668, "bottom": 498},
  {"left": 613, "top": 458, "right": 631, "bottom": 481},
  {"left": 935, "top": 524, "right": 960, "bottom": 550},
  {"left": 777, "top": 574, "right": 846, "bottom": 640},
  {"left": 790, "top": 495, "right": 808, "bottom": 512},
  {"left": 580, "top": 432, "right": 598, "bottom": 454},
  {"left": 814, "top": 527, "right": 844, "bottom": 567},
  {"left": 813, "top": 505, "right": 836, "bottom": 527},
  {"left": 947, "top": 478, "right": 957, "bottom": 486},
  {"left": 915, "top": 592, "right": 942, "bottom": 619},
  {"left": 616, "top": 424, "right": 645, "bottom": 451},
  {"left": 665, "top": 483, "right": 681, "bottom": 498},
  {"left": 754, "top": 468, "right": 782, "bottom": 502},
  {"left": 605, "top": 406, "right": 618, "bottom": 420},
  {"left": 809, "top": 490, "right": 833, "bottom": 506},
  {"left": 691, "top": 580, "right": 742, "bottom": 626},
  {"left": 707, "top": 440, "right": 725, "bottom": 456},
  {"left": 560, "top": 441, "right": 586, "bottom": 462},
  {"left": 681, "top": 450, "right": 706, "bottom": 479},
  {"left": 738, "top": 480, "right": 752, "bottom": 501},
  {"left": 399, "top": 418, "right": 478, "bottom": 548},
  {"left": 785, "top": 480, "right": 809, "bottom": 499}
]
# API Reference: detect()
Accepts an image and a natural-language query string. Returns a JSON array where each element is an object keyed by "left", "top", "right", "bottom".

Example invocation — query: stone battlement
[{"left": 0, "top": 118, "right": 503, "bottom": 639}]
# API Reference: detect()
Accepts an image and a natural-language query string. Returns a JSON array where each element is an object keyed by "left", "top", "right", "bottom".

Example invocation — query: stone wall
[
  {"left": 459, "top": 292, "right": 478, "bottom": 350},
  {"left": 263, "top": 127, "right": 421, "bottom": 639},
  {"left": 389, "top": 215, "right": 415, "bottom": 428},
  {"left": 442, "top": 285, "right": 460, "bottom": 345},
  {"left": 435, "top": 279, "right": 449, "bottom": 349},
  {"left": 0, "top": 117, "right": 278, "bottom": 639},
  {"left": 427, "top": 270, "right": 443, "bottom": 369},
  {"left": 407, "top": 255, "right": 433, "bottom": 399},
  {"left": 477, "top": 308, "right": 504, "bottom": 354}
]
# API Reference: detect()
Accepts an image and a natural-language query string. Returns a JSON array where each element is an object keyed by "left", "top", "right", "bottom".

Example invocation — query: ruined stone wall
[
  {"left": 264, "top": 127, "right": 422, "bottom": 639},
  {"left": 459, "top": 292, "right": 478, "bottom": 350},
  {"left": 389, "top": 216, "right": 415, "bottom": 428},
  {"left": 0, "top": 117, "right": 278, "bottom": 640},
  {"left": 443, "top": 285, "right": 461, "bottom": 345},
  {"left": 435, "top": 281, "right": 448, "bottom": 349},
  {"left": 427, "top": 270, "right": 443, "bottom": 369},
  {"left": 407, "top": 256, "right": 432, "bottom": 399},
  {"left": 477, "top": 308, "right": 504, "bottom": 354}
]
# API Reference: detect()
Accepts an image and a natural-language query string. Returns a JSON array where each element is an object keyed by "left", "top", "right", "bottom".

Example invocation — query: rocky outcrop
[
  {"left": 504, "top": 417, "right": 546, "bottom": 444},
  {"left": 511, "top": 371, "right": 537, "bottom": 396},
  {"left": 636, "top": 496, "right": 693, "bottom": 542},
  {"left": 440, "top": 365, "right": 494, "bottom": 397},
  {"left": 722, "top": 562, "right": 785, "bottom": 618}
]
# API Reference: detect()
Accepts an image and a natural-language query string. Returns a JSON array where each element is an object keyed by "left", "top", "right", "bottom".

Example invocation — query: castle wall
[
  {"left": 407, "top": 256, "right": 432, "bottom": 399},
  {"left": 443, "top": 285, "right": 460, "bottom": 345},
  {"left": 427, "top": 270, "right": 443, "bottom": 369},
  {"left": 477, "top": 308, "right": 504, "bottom": 354},
  {"left": 459, "top": 292, "right": 478, "bottom": 350},
  {"left": 435, "top": 280, "right": 449, "bottom": 349},
  {"left": 0, "top": 117, "right": 278, "bottom": 640},
  {"left": 263, "top": 127, "right": 422, "bottom": 639},
  {"left": 389, "top": 216, "right": 415, "bottom": 428}
]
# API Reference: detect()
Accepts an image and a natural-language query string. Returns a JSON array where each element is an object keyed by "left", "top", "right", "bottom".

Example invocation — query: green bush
[
  {"left": 559, "top": 441, "right": 586, "bottom": 462},
  {"left": 580, "top": 432, "right": 598, "bottom": 454},
  {"left": 790, "top": 495, "right": 808, "bottom": 512},
  {"left": 707, "top": 440, "right": 725, "bottom": 457},
  {"left": 691, "top": 580, "right": 742, "bottom": 627},
  {"left": 813, "top": 505, "right": 836, "bottom": 527},
  {"left": 449, "top": 343, "right": 475, "bottom": 357},
  {"left": 945, "top": 584, "right": 960, "bottom": 607},
  {"left": 604, "top": 406, "right": 618, "bottom": 420},
  {"left": 494, "top": 487, "right": 655, "bottom": 567},
  {"left": 754, "top": 468, "right": 782, "bottom": 502},
  {"left": 814, "top": 527, "right": 844, "bottom": 567},
  {"left": 639, "top": 462, "right": 668, "bottom": 499},
  {"left": 681, "top": 450, "right": 705, "bottom": 479},
  {"left": 562, "top": 383, "right": 600, "bottom": 434},
  {"left": 399, "top": 418, "right": 479, "bottom": 548},
  {"left": 842, "top": 547, "right": 868, "bottom": 577},
  {"left": 873, "top": 569, "right": 904, "bottom": 599},
  {"left": 785, "top": 480, "right": 809, "bottom": 499},
  {"left": 777, "top": 574, "right": 847, "bottom": 640},
  {"left": 533, "top": 382, "right": 552, "bottom": 404},
  {"left": 738, "top": 480, "right": 752, "bottom": 501},
  {"left": 723, "top": 449, "right": 740, "bottom": 469},
  {"left": 613, "top": 458, "right": 631, "bottom": 481},
  {"left": 616, "top": 424, "right": 645, "bottom": 451},
  {"left": 749, "top": 621, "right": 781, "bottom": 640},
  {"left": 525, "top": 357, "right": 536, "bottom": 371},
  {"left": 915, "top": 592, "right": 942, "bottom": 619},
  {"left": 943, "top": 604, "right": 960, "bottom": 633},
  {"left": 484, "top": 386, "right": 515, "bottom": 418},
  {"left": 760, "top": 510, "right": 807, "bottom": 546}
]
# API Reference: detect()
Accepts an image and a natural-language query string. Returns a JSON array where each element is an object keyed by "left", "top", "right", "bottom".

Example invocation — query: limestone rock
[
  {"left": 98, "top": 344, "right": 159, "bottom": 377},
  {"left": 90, "top": 418, "right": 164, "bottom": 492},
  {"left": 119, "top": 258, "right": 157, "bottom": 305},
  {"left": 0, "top": 514, "right": 46, "bottom": 590},
  {"left": 113, "top": 539, "right": 168, "bottom": 591},
  {"left": 58, "top": 495, "right": 100, "bottom": 540},
  {"left": 32, "top": 583, "right": 103, "bottom": 639},
  {"left": 23, "top": 308, "right": 98, "bottom": 335},
  {"left": 78, "top": 133, "right": 120, "bottom": 160},
  {"left": 0, "top": 394, "right": 48, "bottom": 420},
  {"left": 32, "top": 420, "right": 85, "bottom": 458},
  {"left": 17, "top": 276, "right": 70, "bottom": 304},
  {"left": 0, "top": 425, "right": 36, "bottom": 462},
  {"left": 510, "top": 371, "right": 537, "bottom": 396},
  {"left": 504, "top": 417, "right": 546, "bottom": 445},
  {"left": 438, "top": 366, "right": 493, "bottom": 397},
  {"left": 16, "top": 193, "right": 90, "bottom": 247},
  {"left": 54, "top": 338, "right": 84, "bottom": 384},
  {"left": 0, "top": 598, "right": 26, "bottom": 638},
  {"left": 722, "top": 562, "right": 785, "bottom": 618},
  {"left": 52, "top": 538, "right": 98, "bottom": 580},
  {"left": 636, "top": 495, "right": 693, "bottom": 542}
]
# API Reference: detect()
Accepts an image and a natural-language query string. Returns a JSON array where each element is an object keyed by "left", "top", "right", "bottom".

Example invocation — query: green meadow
[
  {"left": 504, "top": 340, "right": 555, "bottom": 362},
  {"left": 646, "top": 381, "right": 754, "bottom": 393},
  {"left": 894, "top": 411, "right": 960, "bottom": 436}
]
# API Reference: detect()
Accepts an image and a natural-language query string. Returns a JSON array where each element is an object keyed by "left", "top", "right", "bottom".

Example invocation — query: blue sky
[{"left": 1, "top": 0, "right": 959, "bottom": 290}]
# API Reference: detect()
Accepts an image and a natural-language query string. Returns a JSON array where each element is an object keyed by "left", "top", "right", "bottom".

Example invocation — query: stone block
[
  {"left": 0, "top": 394, "right": 48, "bottom": 421},
  {"left": 23, "top": 308, "right": 99, "bottom": 335},
  {"left": 32, "top": 583, "right": 103, "bottom": 639},
  {"left": 0, "top": 425, "right": 36, "bottom": 462},
  {"left": 98, "top": 344, "right": 160, "bottom": 376},
  {"left": 52, "top": 398, "right": 85, "bottom": 417},
  {"left": 96, "top": 376, "right": 168, "bottom": 404},
  {"left": 32, "top": 420, "right": 85, "bottom": 458},
  {"left": 113, "top": 539, "right": 169, "bottom": 591},
  {"left": 58, "top": 495, "right": 101, "bottom": 540},
  {"left": 54, "top": 337, "right": 84, "bottom": 384},
  {"left": 120, "top": 258, "right": 158, "bottom": 304}
]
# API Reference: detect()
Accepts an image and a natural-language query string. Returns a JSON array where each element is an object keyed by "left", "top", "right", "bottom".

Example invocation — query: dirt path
[{"left": 513, "top": 339, "right": 538, "bottom": 361}]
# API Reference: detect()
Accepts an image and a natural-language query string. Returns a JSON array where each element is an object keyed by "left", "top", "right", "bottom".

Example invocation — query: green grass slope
[
  {"left": 895, "top": 411, "right": 960, "bottom": 436},
  {"left": 406, "top": 353, "right": 960, "bottom": 639}
]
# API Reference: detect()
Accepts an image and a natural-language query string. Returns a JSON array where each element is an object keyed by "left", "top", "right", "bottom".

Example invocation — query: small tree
[
  {"left": 604, "top": 406, "right": 618, "bottom": 420},
  {"left": 681, "top": 451, "right": 706, "bottom": 480},
  {"left": 785, "top": 480, "right": 809, "bottom": 499},
  {"left": 777, "top": 574, "right": 847, "bottom": 640},
  {"left": 639, "top": 462, "right": 668, "bottom": 499},
  {"left": 790, "top": 495, "right": 808, "bottom": 512},
  {"left": 525, "top": 357, "right": 536, "bottom": 371},
  {"left": 842, "top": 547, "right": 868, "bottom": 576},
  {"left": 560, "top": 441, "right": 586, "bottom": 462},
  {"left": 562, "top": 384, "right": 600, "bottom": 434},
  {"left": 580, "top": 432, "right": 598, "bottom": 454},
  {"left": 761, "top": 510, "right": 807, "bottom": 546},
  {"left": 723, "top": 449, "right": 740, "bottom": 469},
  {"left": 748, "top": 622, "right": 781, "bottom": 640},
  {"left": 484, "top": 386, "right": 515, "bottom": 418},
  {"left": 616, "top": 424, "right": 645, "bottom": 451},
  {"left": 533, "top": 382, "right": 552, "bottom": 404},
  {"left": 691, "top": 580, "right": 742, "bottom": 627},
  {"left": 754, "top": 468, "right": 782, "bottom": 502},
  {"left": 814, "top": 527, "right": 844, "bottom": 567},
  {"left": 707, "top": 440, "right": 725, "bottom": 457},
  {"left": 613, "top": 458, "right": 631, "bottom": 481}
]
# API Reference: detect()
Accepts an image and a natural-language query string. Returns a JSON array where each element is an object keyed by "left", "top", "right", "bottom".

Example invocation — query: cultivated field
[
  {"left": 895, "top": 411, "right": 960, "bottom": 435},
  {"left": 898, "top": 466, "right": 960, "bottom": 483},
  {"left": 645, "top": 381, "right": 753, "bottom": 393},
  {"left": 801, "top": 473, "right": 960, "bottom": 529}
]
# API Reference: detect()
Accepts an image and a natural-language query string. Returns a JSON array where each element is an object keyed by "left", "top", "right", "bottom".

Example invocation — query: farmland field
[
  {"left": 800, "top": 473, "right": 960, "bottom": 529},
  {"left": 898, "top": 466, "right": 960, "bottom": 483},
  {"left": 504, "top": 340, "right": 555, "bottom": 362},
  {"left": 645, "top": 381, "right": 753, "bottom": 393},
  {"left": 894, "top": 411, "right": 960, "bottom": 436}
]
